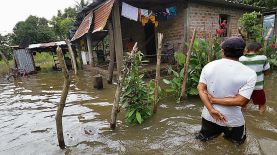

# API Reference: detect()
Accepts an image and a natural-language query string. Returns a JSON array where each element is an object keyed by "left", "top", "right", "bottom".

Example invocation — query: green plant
[
  {"left": 120, "top": 50, "right": 152, "bottom": 124},
  {"left": 264, "top": 40, "right": 277, "bottom": 70},
  {"left": 239, "top": 11, "right": 263, "bottom": 42},
  {"left": 163, "top": 38, "right": 222, "bottom": 100}
]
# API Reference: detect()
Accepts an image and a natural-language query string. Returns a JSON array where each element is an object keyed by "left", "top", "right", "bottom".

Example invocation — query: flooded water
[{"left": 0, "top": 71, "right": 276, "bottom": 155}]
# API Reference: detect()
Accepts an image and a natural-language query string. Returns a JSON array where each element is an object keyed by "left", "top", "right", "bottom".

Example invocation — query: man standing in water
[{"left": 196, "top": 37, "right": 257, "bottom": 144}]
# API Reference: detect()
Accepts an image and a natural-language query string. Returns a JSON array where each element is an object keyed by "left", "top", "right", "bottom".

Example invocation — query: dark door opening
[{"left": 144, "top": 22, "right": 156, "bottom": 62}]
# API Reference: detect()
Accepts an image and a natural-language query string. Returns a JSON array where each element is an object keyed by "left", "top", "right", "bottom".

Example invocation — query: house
[{"left": 71, "top": 0, "right": 264, "bottom": 79}]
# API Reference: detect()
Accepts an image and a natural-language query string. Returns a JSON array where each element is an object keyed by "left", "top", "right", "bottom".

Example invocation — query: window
[{"left": 218, "top": 14, "right": 230, "bottom": 37}]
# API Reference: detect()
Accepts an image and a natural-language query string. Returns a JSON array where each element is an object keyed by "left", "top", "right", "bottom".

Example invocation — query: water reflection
[{"left": 0, "top": 71, "right": 276, "bottom": 154}]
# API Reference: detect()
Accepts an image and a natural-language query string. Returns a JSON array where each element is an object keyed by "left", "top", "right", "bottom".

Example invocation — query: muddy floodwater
[{"left": 0, "top": 71, "right": 277, "bottom": 155}]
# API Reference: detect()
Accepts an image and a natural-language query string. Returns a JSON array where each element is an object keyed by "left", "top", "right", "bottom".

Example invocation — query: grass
[
  {"left": 0, "top": 60, "right": 11, "bottom": 75},
  {"left": 34, "top": 52, "right": 55, "bottom": 72}
]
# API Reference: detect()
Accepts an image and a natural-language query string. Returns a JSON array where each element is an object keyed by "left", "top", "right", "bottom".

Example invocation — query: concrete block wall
[
  {"left": 157, "top": 4, "right": 185, "bottom": 52},
  {"left": 187, "top": 3, "right": 245, "bottom": 39}
]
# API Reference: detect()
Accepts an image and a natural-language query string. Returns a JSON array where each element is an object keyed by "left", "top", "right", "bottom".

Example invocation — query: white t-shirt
[{"left": 199, "top": 58, "right": 257, "bottom": 127}]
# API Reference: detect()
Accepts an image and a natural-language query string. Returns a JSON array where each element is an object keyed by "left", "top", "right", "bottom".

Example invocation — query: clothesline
[{"left": 121, "top": 2, "right": 177, "bottom": 27}]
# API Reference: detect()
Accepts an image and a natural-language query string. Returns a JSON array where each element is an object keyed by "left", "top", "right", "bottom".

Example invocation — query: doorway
[{"left": 144, "top": 22, "right": 156, "bottom": 62}]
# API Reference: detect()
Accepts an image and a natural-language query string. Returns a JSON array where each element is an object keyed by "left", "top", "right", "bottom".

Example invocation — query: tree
[
  {"left": 75, "top": 0, "right": 89, "bottom": 12},
  {"left": 12, "top": 16, "right": 55, "bottom": 45},
  {"left": 0, "top": 34, "right": 13, "bottom": 60},
  {"left": 51, "top": 7, "right": 76, "bottom": 40},
  {"left": 243, "top": 0, "right": 277, "bottom": 8},
  {"left": 239, "top": 11, "right": 263, "bottom": 42}
]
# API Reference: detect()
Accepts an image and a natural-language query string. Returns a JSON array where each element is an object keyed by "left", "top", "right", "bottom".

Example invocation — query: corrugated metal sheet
[
  {"left": 71, "top": 11, "right": 94, "bottom": 41},
  {"left": 93, "top": 0, "right": 115, "bottom": 33},
  {"left": 28, "top": 41, "right": 66, "bottom": 49},
  {"left": 14, "top": 49, "right": 35, "bottom": 74}
]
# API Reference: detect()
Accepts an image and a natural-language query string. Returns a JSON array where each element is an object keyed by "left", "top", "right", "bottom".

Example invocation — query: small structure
[
  {"left": 71, "top": 0, "right": 264, "bottom": 80},
  {"left": 12, "top": 41, "right": 73, "bottom": 75}
]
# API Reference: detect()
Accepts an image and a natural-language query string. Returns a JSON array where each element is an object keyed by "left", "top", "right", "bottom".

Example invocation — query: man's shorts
[
  {"left": 251, "top": 89, "right": 266, "bottom": 107},
  {"left": 195, "top": 118, "right": 246, "bottom": 145}
]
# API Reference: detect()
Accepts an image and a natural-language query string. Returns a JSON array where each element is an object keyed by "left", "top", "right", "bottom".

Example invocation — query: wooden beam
[
  {"left": 107, "top": 21, "right": 115, "bottom": 84},
  {"left": 55, "top": 46, "right": 71, "bottom": 149},
  {"left": 153, "top": 33, "right": 163, "bottom": 113},
  {"left": 86, "top": 33, "right": 94, "bottom": 66},
  {"left": 66, "top": 39, "right": 78, "bottom": 75},
  {"left": 110, "top": 0, "right": 124, "bottom": 129},
  {"left": 181, "top": 29, "right": 197, "bottom": 100}
]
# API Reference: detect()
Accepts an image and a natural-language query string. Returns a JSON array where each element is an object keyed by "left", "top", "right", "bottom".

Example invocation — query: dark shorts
[
  {"left": 251, "top": 90, "right": 266, "bottom": 107},
  {"left": 196, "top": 118, "right": 246, "bottom": 145}
]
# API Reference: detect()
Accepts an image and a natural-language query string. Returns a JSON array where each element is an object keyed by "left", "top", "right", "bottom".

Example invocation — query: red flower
[
  {"left": 216, "top": 29, "right": 225, "bottom": 35},
  {"left": 270, "top": 43, "right": 276, "bottom": 49}
]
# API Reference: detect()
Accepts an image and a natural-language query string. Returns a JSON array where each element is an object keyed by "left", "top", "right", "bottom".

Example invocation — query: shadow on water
[{"left": 0, "top": 71, "right": 276, "bottom": 154}]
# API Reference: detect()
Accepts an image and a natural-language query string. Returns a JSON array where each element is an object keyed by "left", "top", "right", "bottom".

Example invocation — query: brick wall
[
  {"left": 157, "top": 4, "right": 185, "bottom": 52},
  {"left": 188, "top": 3, "right": 246, "bottom": 39},
  {"left": 120, "top": 3, "right": 186, "bottom": 55}
]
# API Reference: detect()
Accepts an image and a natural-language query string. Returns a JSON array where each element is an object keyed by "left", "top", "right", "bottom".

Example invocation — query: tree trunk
[
  {"left": 0, "top": 51, "right": 10, "bottom": 73},
  {"left": 55, "top": 46, "right": 71, "bottom": 149},
  {"left": 110, "top": 0, "right": 124, "bottom": 129},
  {"left": 153, "top": 33, "right": 163, "bottom": 113},
  {"left": 180, "top": 29, "right": 197, "bottom": 100},
  {"left": 65, "top": 39, "right": 77, "bottom": 75},
  {"left": 107, "top": 21, "right": 115, "bottom": 84}
]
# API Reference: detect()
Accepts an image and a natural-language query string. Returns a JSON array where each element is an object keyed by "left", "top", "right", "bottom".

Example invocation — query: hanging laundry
[
  {"left": 141, "top": 15, "right": 156, "bottom": 27},
  {"left": 122, "top": 2, "right": 139, "bottom": 21},
  {"left": 155, "top": 9, "right": 168, "bottom": 21},
  {"left": 166, "top": 6, "right": 177, "bottom": 20}
]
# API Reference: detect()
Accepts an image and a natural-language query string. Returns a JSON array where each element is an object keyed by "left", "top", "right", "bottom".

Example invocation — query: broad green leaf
[{"left": 136, "top": 111, "right": 142, "bottom": 124}]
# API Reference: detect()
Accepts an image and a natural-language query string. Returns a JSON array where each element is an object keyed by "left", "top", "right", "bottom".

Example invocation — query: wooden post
[
  {"left": 86, "top": 33, "right": 94, "bottom": 66},
  {"left": 180, "top": 29, "right": 197, "bottom": 100},
  {"left": 93, "top": 74, "right": 103, "bottom": 89},
  {"left": 107, "top": 21, "right": 115, "bottom": 84},
  {"left": 153, "top": 33, "right": 163, "bottom": 113},
  {"left": 0, "top": 51, "right": 10, "bottom": 73},
  {"left": 65, "top": 39, "right": 78, "bottom": 75},
  {"left": 110, "top": 0, "right": 124, "bottom": 129},
  {"left": 55, "top": 46, "right": 71, "bottom": 149}
]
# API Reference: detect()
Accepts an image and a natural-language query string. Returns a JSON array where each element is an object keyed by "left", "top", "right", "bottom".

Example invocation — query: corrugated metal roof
[
  {"left": 28, "top": 41, "right": 66, "bottom": 49},
  {"left": 93, "top": 0, "right": 115, "bottom": 33},
  {"left": 71, "top": 11, "right": 93, "bottom": 41}
]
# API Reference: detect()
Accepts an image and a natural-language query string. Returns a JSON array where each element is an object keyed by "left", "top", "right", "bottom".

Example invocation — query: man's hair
[
  {"left": 221, "top": 37, "right": 246, "bottom": 59},
  {"left": 246, "top": 42, "right": 262, "bottom": 52}
]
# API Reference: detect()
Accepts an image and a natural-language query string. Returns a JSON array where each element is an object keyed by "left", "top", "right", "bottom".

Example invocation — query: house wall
[
  {"left": 157, "top": 4, "right": 185, "bottom": 52},
  {"left": 187, "top": 2, "right": 246, "bottom": 39},
  {"left": 120, "top": 2, "right": 186, "bottom": 54}
]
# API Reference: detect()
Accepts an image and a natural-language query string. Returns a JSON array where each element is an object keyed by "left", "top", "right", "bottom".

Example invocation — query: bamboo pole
[
  {"left": 107, "top": 21, "right": 115, "bottom": 84},
  {"left": 110, "top": 0, "right": 124, "bottom": 130},
  {"left": 153, "top": 33, "right": 163, "bottom": 113},
  {"left": 65, "top": 39, "right": 77, "bottom": 75},
  {"left": 55, "top": 46, "right": 71, "bottom": 149},
  {"left": 180, "top": 29, "right": 197, "bottom": 100},
  {"left": 0, "top": 51, "right": 10, "bottom": 73}
]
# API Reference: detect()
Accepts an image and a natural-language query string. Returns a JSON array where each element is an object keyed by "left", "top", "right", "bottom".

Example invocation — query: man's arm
[
  {"left": 198, "top": 83, "right": 227, "bottom": 123},
  {"left": 207, "top": 94, "right": 249, "bottom": 107}
]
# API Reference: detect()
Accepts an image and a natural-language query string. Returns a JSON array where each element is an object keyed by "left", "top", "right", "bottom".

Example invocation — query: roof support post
[
  {"left": 86, "top": 33, "right": 94, "bottom": 66},
  {"left": 110, "top": 0, "right": 124, "bottom": 130}
]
